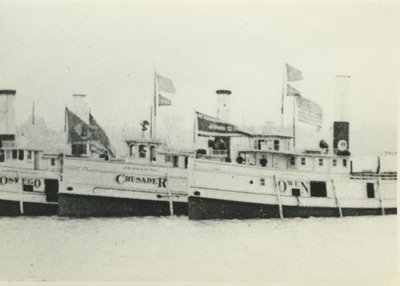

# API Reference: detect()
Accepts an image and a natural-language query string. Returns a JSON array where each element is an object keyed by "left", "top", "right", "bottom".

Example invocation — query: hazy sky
[{"left": 0, "top": 0, "right": 398, "bottom": 152}]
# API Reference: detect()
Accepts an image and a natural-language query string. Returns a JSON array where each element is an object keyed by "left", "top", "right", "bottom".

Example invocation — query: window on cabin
[
  {"left": 173, "top": 156, "right": 179, "bottom": 168},
  {"left": 12, "top": 150, "right": 17, "bottom": 159},
  {"left": 27, "top": 151, "right": 32, "bottom": 160},
  {"left": 0, "top": 150, "right": 4, "bottom": 162},
  {"left": 333, "top": 159, "right": 337, "bottom": 167},
  {"left": 139, "top": 145, "right": 146, "bottom": 158},
  {"left": 310, "top": 181, "right": 327, "bottom": 197},
  {"left": 301, "top": 158, "right": 306, "bottom": 165},
  {"left": 130, "top": 145, "right": 135, "bottom": 157},
  {"left": 51, "top": 158, "right": 56, "bottom": 166},
  {"left": 290, "top": 157, "right": 296, "bottom": 165},
  {"left": 165, "top": 155, "right": 171, "bottom": 163},
  {"left": 260, "top": 178, "right": 265, "bottom": 186},
  {"left": 319, "top": 158, "right": 323, "bottom": 166},
  {"left": 367, "top": 183, "right": 375, "bottom": 198},
  {"left": 18, "top": 150, "right": 24, "bottom": 160},
  {"left": 150, "top": 146, "right": 156, "bottom": 161},
  {"left": 343, "top": 159, "right": 347, "bottom": 167},
  {"left": 5, "top": 150, "right": 11, "bottom": 159},
  {"left": 274, "top": 140, "right": 279, "bottom": 151}
]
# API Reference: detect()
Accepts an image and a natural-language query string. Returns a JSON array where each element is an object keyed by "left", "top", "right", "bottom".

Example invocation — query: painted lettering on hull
[
  {"left": 277, "top": 179, "right": 309, "bottom": 194},
  {"left": 0, "top": 176, "right": 42, "bottom": 188},
  {"left": 116, "top": 175, "right": 167, "bottom": 188}
]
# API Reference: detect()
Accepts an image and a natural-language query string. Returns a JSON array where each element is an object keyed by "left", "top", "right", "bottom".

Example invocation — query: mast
[
  {"left": 292, "top": 95, "right": 296, "bottom": 149},
  {"left": 150, "top": 106, "right": 153, "bottom": 138},
  {"left": 64, "top": 105, "right": 67, "bottom": 132},
  {"left": 193, "top": 109, "right": 196, "bottom": 146},
  {"left": 32, "top": 101, "right": 35, "bottom": 125},
  {"left": 152, "top": 69, "right": 158, "bottom": 139},
  {"left": 281, "top": 65, "right": 286, "bottom": 128}
]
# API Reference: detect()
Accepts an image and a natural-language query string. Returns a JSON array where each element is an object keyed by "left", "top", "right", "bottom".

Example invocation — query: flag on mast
[
  {"left": 155, "top": 72, "right": 175, "bottom": 107},
  {"left": 286, "top": 63, "right": 303, "bottom": 82},
  {"left": 66, "top": 107, "right": 93, "bottom": 143},
  {"left": 196, "top": 111, "right": 250, "bottom": 137},
  {"left": 89, "top": 113, "right": 116, "bottom": 157},
  {"left": 287, "top": 84, "right": 301, "bottom": 96},
  {"left": 156, "top": 73, "right": 176, "bottom": 93},
  {"left": 158, "top": 94, "right": 172, "bottom": 106},
  {"left": 296, "top": 96, "right": 323, "bottom": 127},
  {"left": 66, "top": 108, "right": 116, "bottom": 157}
]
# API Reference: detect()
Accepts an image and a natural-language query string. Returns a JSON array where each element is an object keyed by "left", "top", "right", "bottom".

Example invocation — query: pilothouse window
[
  {"left": 0, "top": 150, "right": 4, "bottom": 162},
  {"left": 139, "top": 145, "right": 146, "bottom": 158},
  {"left": 18, "top": 150, "right": 24, "bottom": 161},
  {"left": 274, "top": 140, "right": 279, "bottom": 151}
]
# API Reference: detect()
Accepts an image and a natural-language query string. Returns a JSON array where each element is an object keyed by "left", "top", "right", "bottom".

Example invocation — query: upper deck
[{"left": 0, "top": 147, "right": 61, "bottom": 172}]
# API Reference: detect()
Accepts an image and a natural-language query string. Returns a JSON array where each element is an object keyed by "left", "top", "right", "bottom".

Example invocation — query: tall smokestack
[
  {"left": 72, "top": 94, "right": 89, "bottom": 123},
  {"left": 216, "top": 89, "right": 231, "bottom": 122},
  {"left": 0, "top": 90, "right": 17, "bottom": 147},
  {"left": 334, "top": 75, "right": 351, "bottom": 121},
  {"left": 333, "top": 76, "right": 351, "bottom": 155}
]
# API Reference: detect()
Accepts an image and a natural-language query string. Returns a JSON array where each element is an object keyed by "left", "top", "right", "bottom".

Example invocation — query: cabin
[
  {"left": 0, "top": 147, "right": 61, "bottom": 171},
  {"left": 125, "top": 138, "right": 192, "bottom": 169},
  {"left": 235, "top": 134, "right": 350, "bottom": 174}
]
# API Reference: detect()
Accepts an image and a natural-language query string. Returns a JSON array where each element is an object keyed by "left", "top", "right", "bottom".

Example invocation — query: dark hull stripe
[
  {"left": 0, "top": 199, "right": 58, "bottom": 216},
  {"left": 58, "top": 193, "right": 188, "bottom": 217},
  {"left": 188, "top": 196, "right": 397, "bottom": 220}
]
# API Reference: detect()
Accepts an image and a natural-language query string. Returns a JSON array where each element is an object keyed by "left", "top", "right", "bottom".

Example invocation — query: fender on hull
[
  {"left": 188, "top": 196, "right": 396, "bottom": 220},
  {"left": 58, "top": 193, "right": 188, "bottom": 217}
]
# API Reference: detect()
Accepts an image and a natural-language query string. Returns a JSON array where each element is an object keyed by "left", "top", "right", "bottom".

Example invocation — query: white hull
[{"left": 188, "top": 159, "right": 397, "bottom": 219}]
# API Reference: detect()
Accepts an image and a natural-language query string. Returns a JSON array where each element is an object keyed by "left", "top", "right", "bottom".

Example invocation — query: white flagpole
[
  {"left": 153, "top": 69, "right": 157, "bottom": 139},
  {"left": 150, "top": 106, "right": 153, "bottom": 138},
  {"left": 193, "top": 109, "right": 196, "bottom": 146},
  {"left": 293, "top": 95, "right": 296, "bottom": 150},
  {"left": 281, "top": 64, "right": 286, "bottom": 129},
  {"left": 32, "top": 101, "right": 35, "bottom": 125}
]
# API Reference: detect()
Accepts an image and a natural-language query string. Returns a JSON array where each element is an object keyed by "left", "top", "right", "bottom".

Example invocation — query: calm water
[{"left": 0, "top": 215, "right": 397, "bottom": 284}]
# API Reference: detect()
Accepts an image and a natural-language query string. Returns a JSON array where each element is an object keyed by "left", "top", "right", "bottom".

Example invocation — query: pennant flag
[
  {"left": 158, "top": 94, "right": 172, "bottom": 106},
  {"left": 89, "top": 113, "right": 116, "bottom": 157},
  {"left": 296, "top": 96, "right": 323, "bottom": 127},
  {"left": 66, "top": 108, "right": 93, "bottom": 143},
  {"left": 196, "top": 111, "right": 250, "bottom": 137},
  {"left": 156, "top": 73, "right": 176, "bottom": 93},
  {"left": 287, "top": 84, "right": 301, "bottom": 96},
  {"left": 286, "top": 63, "right": 303, "bottom": 82}
]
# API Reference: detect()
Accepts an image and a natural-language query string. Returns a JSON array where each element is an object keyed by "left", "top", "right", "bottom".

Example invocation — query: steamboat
[
  {"left": 187, "top": 67, "right": 397, "bottom": 220},
  {"left": 0, "top": 90, "right": 61, "bottom": 215},
  {"left": 57, "top": 73, "right": 192, "bottom": 217}
]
